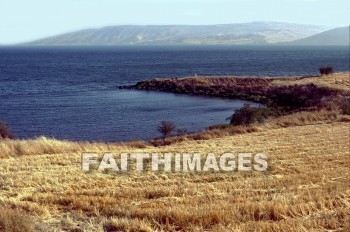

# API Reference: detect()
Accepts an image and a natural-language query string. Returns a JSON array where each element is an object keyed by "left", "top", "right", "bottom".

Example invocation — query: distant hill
[
  {"left": 289, "top": 26, "right": 349, "bottom": 45},
  {"left": 24, "top": 22, "right": 331, "bottom": 45}
]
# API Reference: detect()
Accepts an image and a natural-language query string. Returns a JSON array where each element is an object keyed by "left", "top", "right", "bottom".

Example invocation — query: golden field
[
  {"left": 271, "top": 72, "right": 350, "bottom": 91},
  {"left": 0, "top": 73, "right": 349, "bottom": 231},
  {"left": 1, "top": 119, "right": 349, "bottom": 231}
]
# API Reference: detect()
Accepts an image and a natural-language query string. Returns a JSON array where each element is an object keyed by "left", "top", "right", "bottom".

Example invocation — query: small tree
[
  {"left": 319, "top": 66, "right": 333, "bottom": 75},
  {"left": 157, "top": 120, "right": 176, "bottom": 143},
  {"left": 0, "top": 121, "right": 15, "bottom": 139}
]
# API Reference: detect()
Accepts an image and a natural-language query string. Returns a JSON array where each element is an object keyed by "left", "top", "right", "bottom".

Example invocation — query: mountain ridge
[
  {"left": 24, "top": 21, "right": 333, "bottom": 45},
  {"left": 287, "top": 26, "right": 349, "bottom": 45}
]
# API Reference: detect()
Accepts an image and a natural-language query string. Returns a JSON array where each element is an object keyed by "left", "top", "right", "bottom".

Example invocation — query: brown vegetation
[
  {"left": 0, "top": 121, "right": 349, "bottom": 231},
  {"left": 157, "top": 120, "right": 176, "bottom": 143},
  {"left": 319, "top": 66, "right": 334, "bottom": 75},
  {"left": 0, "top": 208, "right": 34, "bottom": 232},
  {"left": 1, "top": 72, "right": 349, "bottom": 231},
  {"left": 120, "top": 73, "right": 349, "bottom": 111},
  {"left": 0, "top": 136, "right": 150, "bottom": 158},
  {"left": 0, "top": 121, "right": 15, "bottom": 139}
]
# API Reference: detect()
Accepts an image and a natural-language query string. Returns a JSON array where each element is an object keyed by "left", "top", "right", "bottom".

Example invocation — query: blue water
[{"left": 0, "top": 45, "right": 349, "bottom": 141}]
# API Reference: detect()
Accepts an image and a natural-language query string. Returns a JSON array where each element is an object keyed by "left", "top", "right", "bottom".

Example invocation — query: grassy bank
[
  {"left": 1, "top": 72, "right": 349, "bottom": 231},
  {"left": 1, "top": 109, "right": 348, "bottom": 157},
  {"left": 0, "top": 122, "right": 349, "bottom": 231},
  {"left": 120, "top": 72, "right": 350, "bottom": 145}
]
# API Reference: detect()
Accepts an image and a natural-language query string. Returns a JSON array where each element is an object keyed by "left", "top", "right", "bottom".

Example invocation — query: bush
[
  {"left": 339, "top": 97, "right": 350, "bottom": 115},
  {"left": 319, "top": 66, "right": 333, "bottom": 75},
  {"left": 0, "top": 208, "right": 34, "bottom": 232},
  {"left": 227, "top": 104, "right": 273, "bottom": 126},
  {"left": 267, "top": 84, "right": 336, "bottom": 109},
  {"left": 157, "top": 121, "right": 176, "bottom": 142},
  {"left": 0, "top": 121, "right": 15, "bottom": 139}
]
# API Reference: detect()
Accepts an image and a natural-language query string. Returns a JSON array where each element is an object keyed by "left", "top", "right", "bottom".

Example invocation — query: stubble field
[
  {"left": 1, "top": 121, "right": 349, "bottom": 231},
  {"left": 1, "top": 73, "right": 349, "bottom": 231}
]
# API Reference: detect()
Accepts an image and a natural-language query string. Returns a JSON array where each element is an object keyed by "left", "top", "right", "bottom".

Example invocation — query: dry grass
[
  {"left": 124, "top": 72, "right": 349, "bottom": 111},
  {"left": 151, "top": 109, "right": 342, "bottom": 146},
  {"left": 1, "top": 72, "right": 349, "bottom": 231},
  {"left": 0, "top": 136, "right": 150, "bottom": 158},
  {"left": 271, "top": 72, "right": 350, "bottom": 91},
  {"left": 188, "top": 72, "right": 350, "bottom": 92},
  {"left": 0, "top": 208, "right": 35, "bottom": 232},
  {"left": 0, "top": 109, "right": 340, "bottom": 157},
  {"left": 0, "top": 121, "right": 349, "bottom": 231},
  {"left": 103, "top": 218, "right": 153, "bottom": 232}
]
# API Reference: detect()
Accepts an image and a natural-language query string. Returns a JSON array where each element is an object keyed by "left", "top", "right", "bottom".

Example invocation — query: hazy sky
[{"left": 1, "top": 0, "right": 349, "bottom": 44}]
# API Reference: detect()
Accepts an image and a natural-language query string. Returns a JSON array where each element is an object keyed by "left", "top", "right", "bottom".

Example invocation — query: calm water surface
[{"left": 0, "top": 45, "right": 348, "bottom": 141}]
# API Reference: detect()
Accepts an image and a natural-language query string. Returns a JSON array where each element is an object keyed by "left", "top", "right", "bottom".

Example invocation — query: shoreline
[
  {"left": 118, "top": 72, "right": 349, "bottom": 105},
  {"left": 1, "top": 74, "right": 349, "bottom": 231},
  {"left": 2, "top": 72, "right": 349, "bottom": 157},
  {"left": 117, "top": 72, "right": 349, "bottom": 145}
]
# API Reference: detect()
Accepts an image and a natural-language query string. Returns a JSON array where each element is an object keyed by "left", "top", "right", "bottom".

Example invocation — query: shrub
[
  {"left": 0, "top": 208, "right": 34, "bottom": 232},
  {"left": 267, "top": 84, "right": 336, "bottom": 109},
  {"left": 227, "top": 104, "right": 273, "bottom": 126},
  {"left": 339, "top": 97, "right": 350, "bottom": 115},
  {"left": 157, "top": 121, "right": 176, "bottom": 142},
  {"left": 319, "top": 66, "right": 333, "bottom": 75},
  {"left": 0, "top": 121, "right": 15, "bottom": 139}
]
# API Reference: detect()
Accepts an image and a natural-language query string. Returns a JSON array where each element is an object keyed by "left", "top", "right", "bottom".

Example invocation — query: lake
[{"left": 0, "top": 45, "right": 348, "bottom": 141}]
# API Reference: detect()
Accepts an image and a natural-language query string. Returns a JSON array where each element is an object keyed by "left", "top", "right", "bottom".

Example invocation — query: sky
[{"left": 0, "top": 0, "right": 349, "bottom": 44}]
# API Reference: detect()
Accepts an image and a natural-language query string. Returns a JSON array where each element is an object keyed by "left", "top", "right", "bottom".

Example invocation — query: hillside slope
[
  {"left": 289, "top": 26, "right": 349, "bottom": 45},
  {"left": 25, "top": 21, "right": 330, "bottom": 45}
]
